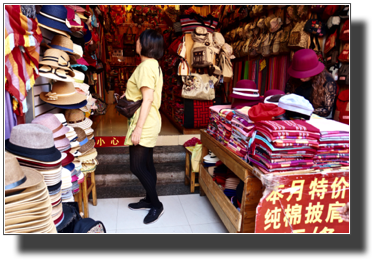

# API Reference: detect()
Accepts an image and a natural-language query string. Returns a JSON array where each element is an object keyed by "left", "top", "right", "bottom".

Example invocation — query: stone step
[
  {"left": 96, "top": 145, "right": 186, "bottom": 165},
  {"left": 93, "top": 145, "right": 196, "bottom": 198}
]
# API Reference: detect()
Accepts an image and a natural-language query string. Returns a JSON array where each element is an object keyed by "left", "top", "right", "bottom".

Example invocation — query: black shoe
[
  {"left": 128, "top": 199, "right": 152, "bottom": 210},
  {"left": 143, "top": 206, "right": 164, "bottom": 225}
]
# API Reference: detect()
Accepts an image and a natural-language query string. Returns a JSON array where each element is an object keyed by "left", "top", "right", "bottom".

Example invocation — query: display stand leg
[
  {"left": 82, "top": 173, "right": 89, "bottom": 218},
  {"left": 91, "top": 171, "right": 97, "bottom": 206}
]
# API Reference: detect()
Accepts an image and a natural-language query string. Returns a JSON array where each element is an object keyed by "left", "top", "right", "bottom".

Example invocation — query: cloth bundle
[
  {"left": 307, "top": 119, "right": 350, "bottom": 170},
  {"left": 228, "top": 107, "right": 255, "bottom": 160},
  {"left": 207, "top": 105, "right": 232, "bottom": 144},
  {"left": 249, "top": 120, "right": 321, "bottom": 173}
]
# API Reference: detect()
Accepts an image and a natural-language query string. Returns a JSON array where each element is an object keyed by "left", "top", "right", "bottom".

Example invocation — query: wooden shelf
[{"left": 199, "top": 130, "right": 264, "bottom": 233}]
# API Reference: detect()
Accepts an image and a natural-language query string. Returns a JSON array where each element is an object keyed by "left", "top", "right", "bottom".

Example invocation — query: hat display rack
[{"left": 4, "top": 5, "right": 105, "bottom": 233}]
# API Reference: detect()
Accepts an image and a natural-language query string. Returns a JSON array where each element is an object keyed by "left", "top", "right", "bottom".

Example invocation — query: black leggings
[{"left": 129, "top": 145, "right": 162, "bottom": 208}]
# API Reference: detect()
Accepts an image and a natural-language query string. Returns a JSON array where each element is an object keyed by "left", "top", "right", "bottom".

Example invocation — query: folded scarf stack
[
  {"left": 307, "top": 119, "right": 350, "bottom": 170},
  {"left": 249, "top": 120, "right": 321, "bottom": 173}
]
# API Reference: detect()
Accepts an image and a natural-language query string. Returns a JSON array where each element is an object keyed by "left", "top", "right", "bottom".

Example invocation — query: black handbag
[{"left": 115, "top": 98, "right": 143, "bottom": 119}]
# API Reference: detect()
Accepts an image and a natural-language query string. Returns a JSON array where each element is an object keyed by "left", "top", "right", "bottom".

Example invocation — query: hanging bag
[
  {"left": 178, "top": 59, "right": 191, "bottom": 76},
  {"left": 339, "top": 20, "right": 349, "bottom": 41},
  {"left": 304, "top": 14, "right": 327, "bottom": 37},
  {"left": 338, "top": 43, "right": 349, "bottom": 63},
  {"left": 182, "top": 73, "right": 218, "bottom": 100},
  {"left": 115, "top": 98, "right": 143, "bottom": 119},
  {"left": 288, "top": 20, "right": 310, "bottom": 50},
  {"left": 338, "top": 63, "right": 349, "bottom": 85},
  {"left": 191, "top": 27, "right": 215, "bottom": 68}
]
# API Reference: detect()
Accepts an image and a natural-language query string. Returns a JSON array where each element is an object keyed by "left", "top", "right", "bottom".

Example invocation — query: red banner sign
[
  {"left": 255, "top": 171, "right": 349, "bottom": 233},
  {"left": 94, "top": 136, "right": 126, "bottom": 147}
]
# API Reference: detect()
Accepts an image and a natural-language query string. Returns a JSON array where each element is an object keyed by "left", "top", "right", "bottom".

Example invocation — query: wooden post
[
  {"left": 91, "top": 171, "right": 97, "bottom": 206},
  {"left": 82, "top": 173, "right": 89, "bottom": 218}
]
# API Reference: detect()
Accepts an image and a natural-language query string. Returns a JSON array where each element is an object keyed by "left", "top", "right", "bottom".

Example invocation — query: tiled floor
[{"left": 88, "top": 194, "right": 229, "bottom": 233}]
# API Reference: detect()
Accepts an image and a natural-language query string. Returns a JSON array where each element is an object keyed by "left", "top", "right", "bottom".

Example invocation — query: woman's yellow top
[{"left": 124, "top": 59, "right": 163, "bottom": 148}]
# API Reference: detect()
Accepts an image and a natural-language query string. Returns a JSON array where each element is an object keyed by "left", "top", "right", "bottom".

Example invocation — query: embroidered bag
[
  {"left": 182, "top": 73, "right": 218, "bottom": 101},
  {"left": 288, "top": 20, "right": 310, "bottom": 50},
  {"left": 324, "top": 29, "right": 338, "bottom": 54},
  {"left": 178, "top": 59, "right": 191, "bottom": 76},
  {"left": 279, "top": 23, "right": 293, "bottom": 54}
]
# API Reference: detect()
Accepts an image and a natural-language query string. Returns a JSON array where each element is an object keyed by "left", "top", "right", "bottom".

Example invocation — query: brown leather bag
[{"left": 115, "top": 98, "right": 143, "bottom": 119}]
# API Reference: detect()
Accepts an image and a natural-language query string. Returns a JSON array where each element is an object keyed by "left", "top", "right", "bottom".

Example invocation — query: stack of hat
[
  {"left": 72, "top": 127, "right": 98, "bottom": 173},
  {"left": 248, "top": 120, "right": 321, "bottom": 174},
  {"left": 5, "top": 124, "right": 72, "bottom": 228},
  {"left": 73, "top": 70, "right": 97, "bottom": 115},
  {"left": 5, "top": 152, "right": 57, "bottom": 233},
  {"left": 217, "top": 108, "right": 235, "bottom": 146},
  {"left": 54, "top": 113, "right": 85, "bottom": 196},
  {"left": 65, "top": 109, "right": 94, "bottom": 139}
]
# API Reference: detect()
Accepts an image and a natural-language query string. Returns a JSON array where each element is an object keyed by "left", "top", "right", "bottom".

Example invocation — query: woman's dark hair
[{"left": 139, "top": 29, "right": 164, "bottom": 60}]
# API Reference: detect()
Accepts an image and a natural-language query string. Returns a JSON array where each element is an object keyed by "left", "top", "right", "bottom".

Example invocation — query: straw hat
[
  {"left": 65, "top": 109, "right": 93, "bottom": 130},
  {"left": 46, "top": 35, "right": 80, "bottom": 59},
  {"left": 38, "top": 65, "right": 75, "bottom": 82},
  {"left": 39, "top": 48, "right": 75, "bottom": 76},
  {"left": 77, "top": 148, "right": 98, "bottom": 162},
  {"left": 5, "top": 124, "right": 62, "bottom": 162},
  {"left": 39, "top": 81, "right": 87, "bottom": 106},
  {"left": 66, "top": 6, "right": 82, "bottom": 28},
  {"left": 13, "top": 152, "right": 66, "bottom": 166},
  {"left": 5, "top": 197, "right": 52, "bottom": 219},
  {"left": 4, "top": 153, "right": 44, "bottom": 195}
]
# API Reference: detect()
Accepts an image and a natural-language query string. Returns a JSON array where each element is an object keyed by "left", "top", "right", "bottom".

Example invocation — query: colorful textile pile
[
  {"left": 307, "top": 119, "right": 350, "bottom": 169},
  {"left": 207, "top": 105, "right": 232, "bottom": 142},
  {"left": 212, "top": 164, "right": 242, "bottom": 207},
  {"left": 228, "top": 107, "right": 255, "bottom": 160},
  {"left": 249, "top": 120, "right": 321, "bottom": 173}
]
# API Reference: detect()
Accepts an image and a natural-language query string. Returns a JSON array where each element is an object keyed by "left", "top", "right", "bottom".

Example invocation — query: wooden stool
[
  {"left": 185, "top": 147, "right": 199, "bottom": 193},
  {"left": 80, "top": 171, "right": 97, "bottom": 218}
]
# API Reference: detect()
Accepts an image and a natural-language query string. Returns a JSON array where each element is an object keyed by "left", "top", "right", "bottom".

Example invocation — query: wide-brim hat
[
  {"left": 36, "top": 5, "right": 71, "bottom": 34},
  {"left": 74, "top": 57, "right": 89, "bottom": 66},
  {"left": 5, "top": 124, "right": 62, "bottom": 163},
  {"left": 39, "top": 48, "right": 74, "bottom": 75},
  {"left": 40, "top": 81, "right": 87, "bottom": 106},
  {"left": 230, "top": 79, "right": 260, "bottom": 100},
  {"left": 38, "top": 66, "right": 75, "bottom": 82},
  {"left": 264, "top": 94, "right": 286, "bottom": 105},
  {"left": 231, "top": 97, "right": 264, "bottom": 109},
  {"left": 46, "top": 34, "right": 80, "bottom": 59},
  {"left": 5, "top": 180, "right": 47, "bottom": 204},
  {"left": 77, "top": 148, "right": 97, "bottom": 161},
  {"left": 5, "top": 152, "right": 45, "bottom": 195},
  {"left": 13, "top": 152, "right": 66, "bottom": 166},
  {"left": 31, "top": 113, "right": 70, "bottom": 139},
  {"left": 5, "top": 195, "right": 52, "bottom": 218},
  {"left": 47, "top": 100, "right": 88, "bottom": 110},
  {"left": 287, "top": 49, "right": 325, "bottom": 79}
]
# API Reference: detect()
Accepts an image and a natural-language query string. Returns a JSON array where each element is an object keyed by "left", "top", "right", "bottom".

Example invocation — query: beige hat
[
  {"left": 39, "top": 48, "right": 75, "bottom": 76},
  {"left": 5, "top": 152, "right": 44, "bottom": 195},
  {"left": 5, "top": 181, "right": 47, "bottom": 204},
  {"left": 40, "top": 81, "right": 87, "bottom": 105},
  {"left": 73, "top": 127, "right": 95, "bottom": 154},
  {"left": 46, "top": 34, "right": 81, "bottom": 59},
  {"left": 65, "top": 109, "right": 93, "bottom": 129}
]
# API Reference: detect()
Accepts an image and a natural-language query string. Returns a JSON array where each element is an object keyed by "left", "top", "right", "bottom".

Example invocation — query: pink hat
[
  {"left": 32, "top": 113, "right": 70, "bottom": 138},
  {"left": 231, "top": 98, "right": 264, "bottom": 109},
  {"left": 264, "top": 89, "right": 285, "bottom": 98},
  {"left": 71, "top": 175, "right": 78, "bottom": 183},
  {"left": 287, "top": 49, "right": 325, "bottom": 79},
  {"left": 66, "top": 7, "right": 81, "bottom": 28},
  {"left": 230, "top": 80, "right": 260, "bottom": 100},
  {"left": 65, "top": 5, "right": 86, "bottom": 13},
  {"left": 54, "top": 136, "right": 70, "bottom": 150}
]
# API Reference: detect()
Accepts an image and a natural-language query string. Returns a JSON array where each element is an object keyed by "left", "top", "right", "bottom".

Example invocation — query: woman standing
[
  {"left": 285, "top": 49, "right": 337, "bottom": 117},
  {"left": 123, "top": 29, "right": 164, "bottom": 224}
]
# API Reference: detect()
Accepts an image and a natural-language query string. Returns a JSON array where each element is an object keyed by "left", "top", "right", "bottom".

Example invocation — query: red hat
[
  {"left": 230, "top": 79, "right": 260, "bottom": 100},
  {"left": 248, "top": 103, "right": 286, "bottom": 122},
  {"left": 62, "top": 150, "right": 75, "bottom": 167},
  {"left": 231, "top": 98, "right": 264, "bottom": 109},
  {"left": 287, "top": 49, "right": 325, "bottom": 79},
  {"left": 264, "top": 89, "right": 285, "bottom": 98}
]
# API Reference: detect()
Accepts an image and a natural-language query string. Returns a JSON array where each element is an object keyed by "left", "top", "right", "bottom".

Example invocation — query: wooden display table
[
  {"left": 199, "top": 130, "right": 264, "bottom": 233},
  {"left": 199, "top": 130, "right": 350, "bottom": 234}
]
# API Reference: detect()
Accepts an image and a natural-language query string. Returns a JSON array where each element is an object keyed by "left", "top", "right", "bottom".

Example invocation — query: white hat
[{"left": 278, "top": 94, "right": 314, "bottom": 116}]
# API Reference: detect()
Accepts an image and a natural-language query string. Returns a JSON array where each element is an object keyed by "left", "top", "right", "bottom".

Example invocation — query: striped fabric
[
  {"left": 180, "top": 16, "right": 218, "bottom": 33},
  {"left": 5, "top": 5, "right": 42, "bottom": 115},
  {"left": 266, "top": 55, "right": 290, "bottom": 92}
]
